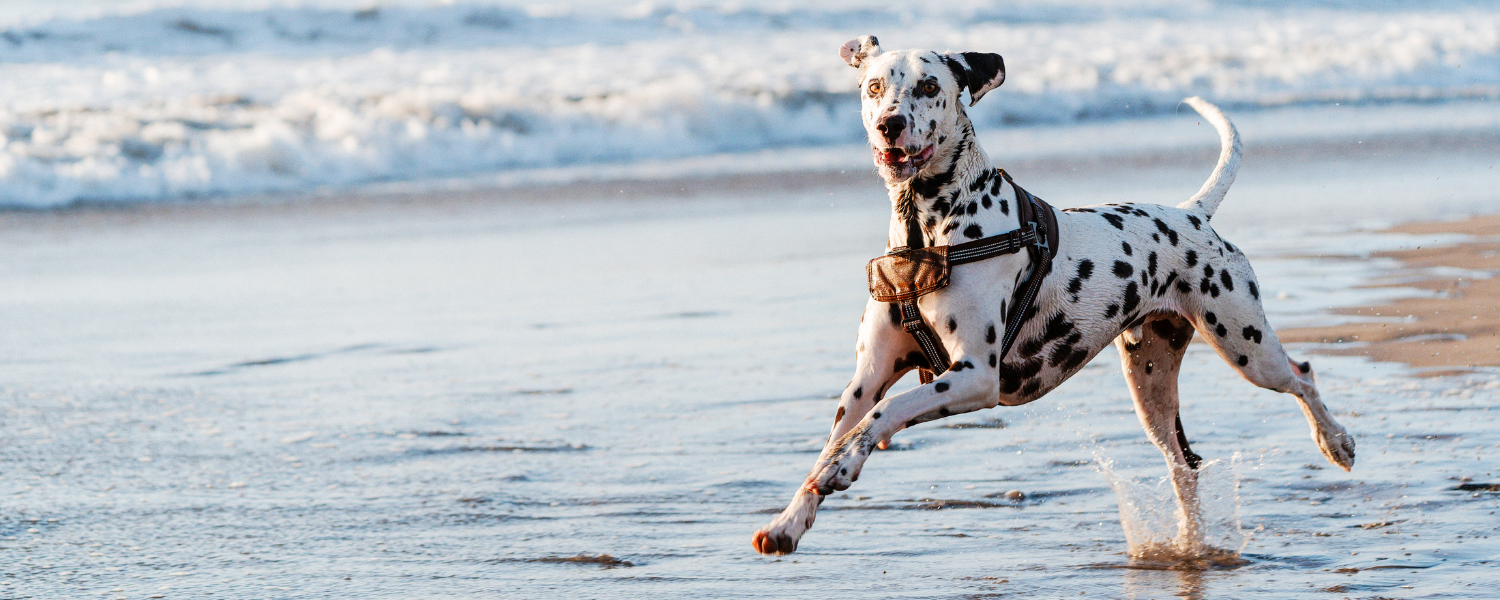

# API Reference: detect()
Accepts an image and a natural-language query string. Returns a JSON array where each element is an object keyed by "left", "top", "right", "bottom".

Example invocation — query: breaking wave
[{"left": 1, "top": 1, "right": 1497, "bottom": 206}]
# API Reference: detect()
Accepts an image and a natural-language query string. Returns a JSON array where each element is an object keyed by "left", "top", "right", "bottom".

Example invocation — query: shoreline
[{"left": 1281, "top": 214, "right": 1500, "bottom": 376}]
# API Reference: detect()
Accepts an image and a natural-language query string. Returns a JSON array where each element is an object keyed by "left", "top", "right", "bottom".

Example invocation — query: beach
[
  {"left": 4, "top": 0, "right": 1500, "bottom": 598},
  {"left": 3, "top": 113, "right": 1499, "bottom": 598}
]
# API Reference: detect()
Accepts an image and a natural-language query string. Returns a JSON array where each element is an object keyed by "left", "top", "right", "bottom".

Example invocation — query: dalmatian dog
[{"left": 751, "top": 35, "right": 1356, "bottom": 556}]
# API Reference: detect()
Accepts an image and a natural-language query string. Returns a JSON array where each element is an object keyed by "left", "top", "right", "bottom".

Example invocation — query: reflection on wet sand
[{"left": 1123, "top": 564, "right": 1206, "bottom": 600}]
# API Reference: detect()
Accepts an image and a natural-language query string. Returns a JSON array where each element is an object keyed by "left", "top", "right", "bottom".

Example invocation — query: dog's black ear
[
  {"left": 840, "top": 35, "right": 882, "bottom": 68},
  {"left": 944, "top": 52, "right": 1006, "bottom": 106}
]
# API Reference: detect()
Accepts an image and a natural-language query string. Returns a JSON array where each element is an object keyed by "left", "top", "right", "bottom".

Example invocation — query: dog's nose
[{"left": 876, "top": 115, "right": 906, "bottom": 142}]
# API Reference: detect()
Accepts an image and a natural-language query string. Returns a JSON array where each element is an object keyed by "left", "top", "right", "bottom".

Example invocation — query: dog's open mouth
[{"left": 876, "top": 145, "right": 934, "bottom": 169}]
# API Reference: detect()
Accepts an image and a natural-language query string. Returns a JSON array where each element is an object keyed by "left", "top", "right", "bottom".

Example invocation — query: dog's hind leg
[
  {"left": 1188, "top": 282, "right": 1356, "bottom": 471},
  {"left": 752, "top": 300, "right": 919, "bottom": 555},
  {"left": 1115, "top": 314, "right": 1206, "bottom": 553}
]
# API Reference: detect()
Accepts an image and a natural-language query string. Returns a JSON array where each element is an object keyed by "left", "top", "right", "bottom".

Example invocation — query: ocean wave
[{"left": 1, "top": 1, "right": 1497, "bottom": 206}]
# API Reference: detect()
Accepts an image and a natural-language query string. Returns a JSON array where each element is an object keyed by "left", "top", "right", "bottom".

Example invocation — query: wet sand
[{"left": 1281, "top": 215, "right": 1500, "bottom": 375}]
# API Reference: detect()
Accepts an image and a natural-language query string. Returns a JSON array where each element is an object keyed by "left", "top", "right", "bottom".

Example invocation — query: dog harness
[{"left": 866, "top": 169, "right": 1060, "bottom": 384}]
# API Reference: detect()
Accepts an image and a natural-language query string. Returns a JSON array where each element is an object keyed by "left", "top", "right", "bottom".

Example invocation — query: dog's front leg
[
  {"left": 807, "top": 355, "right": 999, "bottom": 496},
  {"left": 752, "top": 300, "right": 917, "bottom": 555}
]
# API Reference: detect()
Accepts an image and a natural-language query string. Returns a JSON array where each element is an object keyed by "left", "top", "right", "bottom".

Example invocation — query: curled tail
[{"left": 1176, "top": 97, "right": 1241, "bottom": 218}]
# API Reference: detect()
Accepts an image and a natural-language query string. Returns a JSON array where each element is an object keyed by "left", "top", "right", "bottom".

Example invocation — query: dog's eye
[
  {"left": 867, "top": 80, "right": 884, "bottom": 97},
  {"left": 921, "top": 81, "right": 939, "bottom": 95}
]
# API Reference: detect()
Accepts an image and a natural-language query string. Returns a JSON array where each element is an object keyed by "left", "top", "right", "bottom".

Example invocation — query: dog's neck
[{"left": 883, "top": 114, "right": 1020, "bottom": 250}]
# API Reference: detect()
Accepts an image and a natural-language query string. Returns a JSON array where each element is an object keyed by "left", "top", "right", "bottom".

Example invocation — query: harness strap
[
  {"left": 894, "top": 169, "right": 1059, "bottom": 383},
  {"left": 995, "top": 170, "right": 1056, "bottom": 363}
]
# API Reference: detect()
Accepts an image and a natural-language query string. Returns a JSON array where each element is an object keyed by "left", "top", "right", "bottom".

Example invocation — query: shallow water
[{"left": 2, "top": 146, "right": 1499, "bottom": 598}]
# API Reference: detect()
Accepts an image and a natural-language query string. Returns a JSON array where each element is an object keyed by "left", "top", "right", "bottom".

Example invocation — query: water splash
[{"left": 1096, "top": 453, "right": 1248, "bottom": 567}]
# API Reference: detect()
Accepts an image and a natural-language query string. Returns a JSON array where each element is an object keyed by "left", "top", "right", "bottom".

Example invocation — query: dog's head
[{"left": 840, "top": 36, "right": 1005, "bottom": 183}]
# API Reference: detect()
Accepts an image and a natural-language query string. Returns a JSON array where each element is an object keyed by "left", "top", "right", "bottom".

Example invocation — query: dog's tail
[{"left": 1176, "top": 97, "right": 1241, "bottom": 218}]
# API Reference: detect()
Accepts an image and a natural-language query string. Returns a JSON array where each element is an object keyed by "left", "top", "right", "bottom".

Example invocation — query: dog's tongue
[{"left": 880, "top": 149, "right": 906, "bottom": 163}]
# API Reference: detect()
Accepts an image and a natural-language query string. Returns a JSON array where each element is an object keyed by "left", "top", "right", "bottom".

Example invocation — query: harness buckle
[{"left": 1029, "top": 220, "right": 1048, "bottom": 253}]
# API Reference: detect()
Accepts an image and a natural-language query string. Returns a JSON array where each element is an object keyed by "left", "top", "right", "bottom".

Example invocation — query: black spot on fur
[
  {"left": 893, "top": 351, "right": 929, "bottom": 372},
  {"left": 1237, "top": 355, "right": 1249, "bottom": 366},
  {"left": 963, "top": 224, "right": 983, "bottom": 239},
  {"left": 968, "top": 172, "right": 990, "bottom": 192},
  {"left": 1147, "top": 252, "right": 1158, "bottom": 278},
  {"left": 1049, "top": 342, "right": 1074, "bottom": 367},
  {"left": 1154, "top": 218, "right": 1179, "bottom": 245},
  {"left": 1019, "top": 336, "right": 1047, "bottom": 358},
  {"left": 982, "top": 196, "right": 992, "bottom": 209},
  {"left": 934, "top": 382, "right": 949, "bottom": 392},
  {"left": 998, "top": 357, "right": 1043, "bottom": 394},
  {"left": 1204, "top": 312, "right": 1217, "bottom": 325},
  {"left": 1104, "top": 303, "right": 1119, "bottom": 319},
  {"left": 1150, "top": 318, "right": 1194, "bottom": 350},
  {"left": 999, "top": 199, "right": 1009, "bottom": 215},
  {"left": 1185, "top": 249, "right": 1198, "bottom": 267},
  {"left": 1113, "top": 261, "right": 1133, "bottom": 278},
  {"left": 986, "top": 324, "right": 997, "bottom": 344},
  {"left": 1019, "top": 380, "right": 1041, "bottom": 398},
  {"left": 1203, "top": 264, "right": 1214, "bottom": 278},
  {"left": 939, "top": 407, "right": 951, "bottom": 416},
  {"left": 1122, "top": 281, "right": 1141, "bottom": 315},
  {"left": 1042, "top": 313, "right": 1075, "bottom": 343},
  {"left": 1209, "top": 284, "right": 1221, "bottom": 297},
  {"left": 947, "top": 316, "right": 957, "bottom": 333},
  {"left": 1077, "top": 259, "right": 1094, "bottom": 280},
  {"left": 967, "top": 202, "right": 979, "bottom": 216},
  {"left": 872, "top": 411, "right": 882, "bottom": 419},
  {"left": 1200, "top": 277, "right": 1212, "bottom": 294},
  {"left": 1121, "top": 242, "right": 1132, "bottom": 256},
  {"left": 1152, "top": 233, "right": 1160, "bottom": 243},
  {"left": 911, "top": 142, "right": 963, "bottom": 198},
  {"left": 1060, "top": 348, "right": 1090, "bottom": 371},
  {"left": 1215, "top": 323, "right": 1228, "bottom": 337},
  {"left": 853, "top": 387, "right": 863, "bottom": 400},
  {"left": 1187, "top": 214, "right": 1202, "bottom": 230},
  {"left": 949, "top": 360, "right": 974, "bottom": 372},
  {"left": 1248, "top": 280, "right": 1260, "bottom": 299},
  {"left": 1159, "top": 271, "right": 1178, "bottom": 296},
  {"left": 1220, "top": 270, "right": 1234, "bottom": 291},
  {"left": 1242, "top": 326, "right": 1263, "bottom": 344},
  {"left": 1298, "top": 361, "right": 1311, "bottom": 374},
  {"left": 889, "top": 303, "right": 903, "bottom": 326},
  {"left": 1175, "top": 279, "right": 1191, "bottom": 294},
  {"left": 1102, "top": 213, "right": 1125, "bottom": 229},
  {"left": 989, "top": 352, "right": 997, "bottom": 367}
]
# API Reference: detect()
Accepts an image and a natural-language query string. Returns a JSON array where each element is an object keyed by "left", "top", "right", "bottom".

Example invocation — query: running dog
[{"left": 751, "top": 36, "right": 1356, "bottom": 555}]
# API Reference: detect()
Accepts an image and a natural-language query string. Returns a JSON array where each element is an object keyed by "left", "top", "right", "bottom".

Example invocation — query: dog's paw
[
  {"left": 752, "top": 525, "right": 801, "bottom": 555},
  {"left": 1315, "top": 426, "right": 1356, "bottom": 472},
  {"left": 752, "top": 499, "right": 817, "bottom": 555}
]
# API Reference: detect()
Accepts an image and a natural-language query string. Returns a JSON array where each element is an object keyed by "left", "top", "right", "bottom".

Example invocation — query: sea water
[{"left": 2, "top": 0, "right": 1498, "bottom": 206}]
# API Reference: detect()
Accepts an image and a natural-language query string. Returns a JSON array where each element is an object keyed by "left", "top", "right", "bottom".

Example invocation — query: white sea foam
[{"left": 1, "top": 1, "right": 1497, "bottom": 206}]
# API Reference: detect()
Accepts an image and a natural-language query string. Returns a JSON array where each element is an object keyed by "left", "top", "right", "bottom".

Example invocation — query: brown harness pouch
[{"left": 867, "top": 246, "right": 950, "bottom": 303}]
